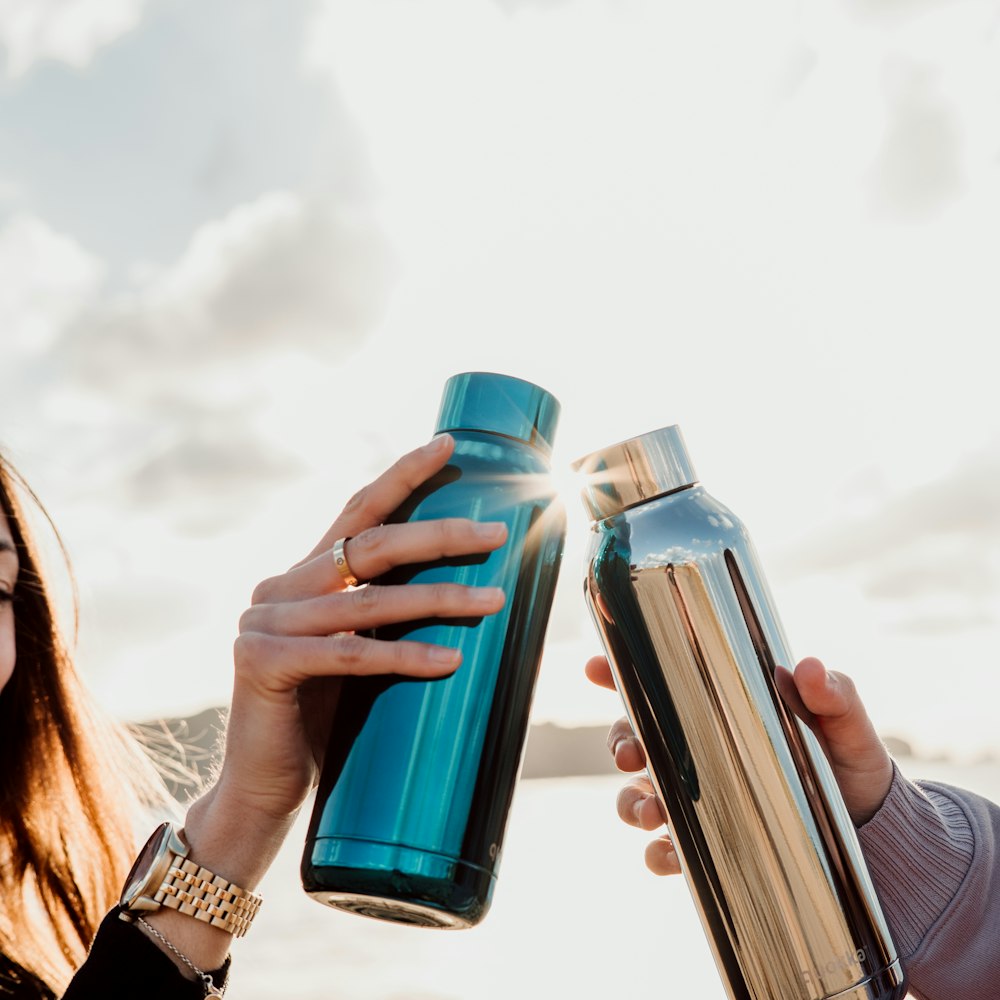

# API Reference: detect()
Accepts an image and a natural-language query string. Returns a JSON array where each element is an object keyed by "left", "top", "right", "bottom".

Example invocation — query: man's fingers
[
  {"left": 645, "top": 836, "right": 682, "bottom": 877},
  {"left": 587, "top": 658, "right": 648, "bottom": 770},
  {"left": 616, "top": 776, "right": 667, "bottom": 830},
  {"left": 791, "top": 658, "right": 884, "bottom": 767},
  {"left": 606, "top": 716, "right": 646, "bottom": 772},
  {"left": 788, "top": 657, "right": 895, "bottom": 825},
  {"left": 585, "top": 654, "right": 616, "bottom": 691},
  {"left": 792, "top": 657, "right": 854, "bottom": 718}
]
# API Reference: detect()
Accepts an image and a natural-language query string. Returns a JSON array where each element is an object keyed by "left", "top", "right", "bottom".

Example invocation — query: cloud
[
  {"left": 776, "top": 445, "right": 1000, "bottom": 631},
  {"left": 866, "top": 57, "right": 965, "bottom": 219},
  {"left": 784, "top": 449, "right": 1000, "bottom": 568},
  {"left": 845, "top": 0, "right": 964, "bottom": 23},
  {"left": 83, "top": 573, "right": 201, "bottom": 660},
  {"left": 0, "top": 0, "right": 377, "bottom": 280},
  {"left": 0, "top": 0, "right": 144, "bottom": 79},
  {"left": 490, "top": 0, "right": 576, "bottom": 10},
  {"left": 62, "top": 190, "right": 393, "bottom": 384},
  {"left": 162, "top": 192, "right": 392, "bottom": 352},
  {"left": 0, "top": 175, "right": 20, "bottom": 204},
  {"left": 0, "top": 189, "right": 393, "bottom": 531},
  {"left": 0, "top": 213, "right": 104, "bottom": 354},
  {"left": 888, "top": 609, "right": 995, "bottom": 635},
  {"left": 121, "top": 403, "right": 307, "bottom": 536}
]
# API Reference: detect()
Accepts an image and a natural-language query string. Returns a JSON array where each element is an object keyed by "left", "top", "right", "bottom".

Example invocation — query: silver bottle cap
[{"left": 573, "top": 425, "right": 697, "bottom": 520}]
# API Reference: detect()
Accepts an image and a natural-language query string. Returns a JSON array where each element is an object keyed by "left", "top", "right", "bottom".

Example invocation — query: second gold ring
[{"left": 332, "top": 536, "right": 360, "bottom": 588}]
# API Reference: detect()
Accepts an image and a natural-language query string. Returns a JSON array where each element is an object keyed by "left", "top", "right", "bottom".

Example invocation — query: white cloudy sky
[{"left": 1, "top": 0, "right": 998, "bottom": 758}]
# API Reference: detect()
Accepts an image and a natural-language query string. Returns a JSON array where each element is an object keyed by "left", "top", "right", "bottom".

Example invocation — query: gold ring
[{"left": 332, "top": 537, "right": 360, "bottom": 588}]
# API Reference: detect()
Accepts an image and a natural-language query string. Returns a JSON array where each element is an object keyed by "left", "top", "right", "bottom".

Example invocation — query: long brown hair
[{"left": 0, "top": 456, "right": 173, "bottom": 992}]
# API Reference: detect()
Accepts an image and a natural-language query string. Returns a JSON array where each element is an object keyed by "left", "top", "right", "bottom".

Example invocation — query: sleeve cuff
[
  {"left": 61, "top": 908, "right": 231, "bottom": 999},
  {"left": 857, "top": 761, "right": 975, "bottom": 959}
]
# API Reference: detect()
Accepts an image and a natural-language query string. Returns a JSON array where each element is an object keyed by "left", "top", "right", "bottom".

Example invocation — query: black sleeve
[{"left": 61, "top": 908, "right": 230, "bottom": 999}]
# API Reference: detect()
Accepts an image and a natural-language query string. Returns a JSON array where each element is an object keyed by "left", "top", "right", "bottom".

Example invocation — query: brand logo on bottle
[{"left": 801, "top": 948, "right": 866, "bottom": 989}]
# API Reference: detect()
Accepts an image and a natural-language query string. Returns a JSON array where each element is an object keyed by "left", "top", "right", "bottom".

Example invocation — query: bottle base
[
  {"left": 302, "top": 838, "right": 496, "bottom": 928},
  {"left": 308, "top": 890, "right": 472, "bottom": 928},
  {"left": 820, "top": 960, "right": 907, "bottom": 1000}
]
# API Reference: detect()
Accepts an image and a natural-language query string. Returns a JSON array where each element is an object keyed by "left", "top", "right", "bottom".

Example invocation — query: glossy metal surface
[
  {"left": 574, "top": 424, "right": 697, "bottom": 520},
  {"left": 579, "top": 429, "right": 906, "bottom": 1000},
  {"left": 303, "top": 374, "right": 566, "bottom": 928}
]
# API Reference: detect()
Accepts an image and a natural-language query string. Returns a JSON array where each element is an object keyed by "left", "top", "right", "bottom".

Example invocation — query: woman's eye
[{"left": 0, "top": 589, "right": 15, "bottom": 604}]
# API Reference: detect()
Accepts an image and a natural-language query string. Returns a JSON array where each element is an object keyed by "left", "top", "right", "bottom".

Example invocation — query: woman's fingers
[
  {"left": 265, "top": 518, "right": 506, "bottom": 603},
  {"left": 345, "top": 518, "right": 507, "bottom": 582},
  {"left": 234, "top": 631, "right": 466, "bottom": 692},
  {"left": 241, "top": 582, "right": 506, "bottom": 637},
  {"left": 252, "top": 516, "right": 507, "bottom": 605},
  {"left": 303, "top": 435, "right": 457, "bottom": 563}
]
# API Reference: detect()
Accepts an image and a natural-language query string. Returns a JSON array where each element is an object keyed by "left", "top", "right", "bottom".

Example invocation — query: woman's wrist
[
  {"left": 142, "top": 784, "right": 296, "bottom": 975},
  {"left": 182, "top": 781, "right": 296, "bottom": 888}
]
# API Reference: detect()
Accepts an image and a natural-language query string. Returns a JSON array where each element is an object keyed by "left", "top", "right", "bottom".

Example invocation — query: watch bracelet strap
[{"left": 154, "top": 857, "right": 263, "bottom": 938}]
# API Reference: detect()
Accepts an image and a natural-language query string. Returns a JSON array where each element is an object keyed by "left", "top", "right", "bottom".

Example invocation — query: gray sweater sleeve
[{"left": 857, "top": 764, "right": 999, "bottom": 1000}]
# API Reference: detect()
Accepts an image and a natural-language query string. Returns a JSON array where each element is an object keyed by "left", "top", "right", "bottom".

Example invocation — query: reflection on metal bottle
[{"left": 576, "top": 426, "right": 906, "bottom": 1000}]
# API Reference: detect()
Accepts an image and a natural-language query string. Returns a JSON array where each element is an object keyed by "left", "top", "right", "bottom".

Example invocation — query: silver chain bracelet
[{"left": 134, "top": 915, "right": 227, "bottom": 998}]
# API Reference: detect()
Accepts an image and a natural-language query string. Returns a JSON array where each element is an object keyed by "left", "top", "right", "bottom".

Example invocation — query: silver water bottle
[{"left": 575, "top": 426, "right": 906, "bottom": 1000}]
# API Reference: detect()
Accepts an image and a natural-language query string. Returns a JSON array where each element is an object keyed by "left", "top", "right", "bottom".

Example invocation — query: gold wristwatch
[{"left": 119, "top": 822, "right": 263, "bottom": 938}]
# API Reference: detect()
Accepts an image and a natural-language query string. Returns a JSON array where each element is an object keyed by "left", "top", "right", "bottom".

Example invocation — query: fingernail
[
  {"left": 632, "top": 796, "right": 646, "bottom": 821},
  {"left": 425, "top": 434, "right": 451, "bottom": 452},
  {"left": 473, "top": 587, "right": 505, "bottom": 607},
  {"left": 430, "top": 646, "right": 461, "bottom": 666},
  {"left": 474, "top": 522, "right": 507, "bottom": 541}
]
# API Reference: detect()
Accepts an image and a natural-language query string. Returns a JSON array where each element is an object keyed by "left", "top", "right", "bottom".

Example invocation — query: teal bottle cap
[{"left": 434, "top": 372, "right": 561, "bottom": 456}]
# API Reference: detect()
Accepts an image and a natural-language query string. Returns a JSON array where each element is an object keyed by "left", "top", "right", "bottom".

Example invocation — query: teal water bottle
[{"left": 301, "top": 372, "right": 566, "bottom": 928}]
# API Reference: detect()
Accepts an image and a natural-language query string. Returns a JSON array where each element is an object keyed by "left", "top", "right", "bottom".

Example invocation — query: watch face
[{"left": 120, "top": 821, "right": 172, "bottom": 908}]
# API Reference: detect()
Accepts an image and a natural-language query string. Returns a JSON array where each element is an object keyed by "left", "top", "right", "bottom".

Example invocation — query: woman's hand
[
  {"left": 149, "top": 435, "right": 507, "bottom": 972},
  {"left": 218, "top": 432, "right": 506, "bottom": 826},
  {"left": 585, "top": 654, "right": 895, "bottom": 877}
]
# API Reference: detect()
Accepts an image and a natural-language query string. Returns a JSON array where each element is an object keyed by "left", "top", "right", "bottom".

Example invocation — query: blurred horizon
[
  {"left": 2, "top": 0, "right": 999, "bottom": 759},
  {"left": 133, "top": 707, "right": 1000, "bottom": 809},
  {"left": 233, "top": 760, "right": 1000, "bottom": 999}
]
